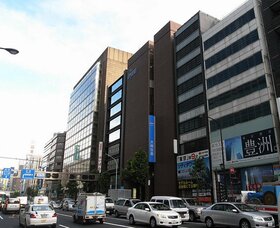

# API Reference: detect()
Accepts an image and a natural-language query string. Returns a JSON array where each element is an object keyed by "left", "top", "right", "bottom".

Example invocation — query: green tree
[
  {"left": 26, "top": 186, "right": 38, "bottom": 200},
  {"left": 98, "top": 172, "right": 111, "bottom": 194},
  {"left": 190, "top": 156, "right": 210, "bottom": 199},
  {"left": 122, "top": 149, "right": 149, "bottom": 200},
  {"left": 66, "top": 181, "right": 78, "bottom": 199},
  {"left": 10, "top": 191, "right": 20, "bottom": 198}
]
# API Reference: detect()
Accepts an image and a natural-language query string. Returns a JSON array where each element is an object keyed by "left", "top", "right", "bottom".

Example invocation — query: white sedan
[
  {"left": 127, "top": 202, "right": 182, "bottom": 228},
  {"left": 19, "top": 203, "right": 57, "bottom": 227}
]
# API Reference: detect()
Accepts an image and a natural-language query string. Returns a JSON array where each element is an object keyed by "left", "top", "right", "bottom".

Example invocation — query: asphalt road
[{"left": 0, "top": 209, "right": 206, "bottom": 228}]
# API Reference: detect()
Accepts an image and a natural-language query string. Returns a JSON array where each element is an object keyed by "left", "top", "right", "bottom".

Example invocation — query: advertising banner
[{"left": 149, "top": 115, "right": 156, "bottom": 163}]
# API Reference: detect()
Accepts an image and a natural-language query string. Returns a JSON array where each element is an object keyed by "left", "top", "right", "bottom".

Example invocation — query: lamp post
[
  {"left": 0, "top": 47, "right": 19, "bottom": 55},
  {"left": 106, "top": 153, "right": 118, "bottom": 190},
  {"left": 208, "top": 116, "right": 228, "bottom": 201}
]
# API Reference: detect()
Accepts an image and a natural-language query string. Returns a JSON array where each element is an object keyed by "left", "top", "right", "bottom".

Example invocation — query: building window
[
  {"left": 111, "top": 77, "right": 123, "bottom": 93},
  {"left": 177, "top": 54, "right": 201, "bottom": 78},
  {"left": 176, "top": 37, "right": 201, "bottom": 61},
  {"left": 176, "top": 20, "right": 199, "bottom": 45},
  {"left": 110, "top": 90, "right": 122, "bottom": 105},
  {"left": 205, "top": 29, "right": 259, "bottom": 69},
  {"left": 207, "top": 51, "right": 263, "bottom": 89},
  {"left": 109, "top": 129, "right": 120, "bottom": 143},
  {"left": 210, "top": 101, "right": 271, "bottom": 131},
  {"left": 204, "top": 8, "right": 255, "bottom": 50},
  {"left": 208, "top": 75, "right": 267, "bottom": 109},
  {"left": 179, "top": 114, "right": 206, "bottom": 134},
  {"left": 177, "top": 73, "right": 203, "bottom": 95},
  {"left": 110, "top": 102, "right": 122, "bottom": 117},
  {"left": 109, "top": 116, "right": 121, "bottom": 130},
  {"left": 178, "top": 93, "right": 204, "bottom": 114}
]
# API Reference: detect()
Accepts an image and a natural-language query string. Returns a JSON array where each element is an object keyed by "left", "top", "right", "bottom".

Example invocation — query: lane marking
[
  {"left": 104, "top": 222, "right": 134, "bottom": 228},
  {"left": 59, "top": 225, "right": 69, "bottom": 228},
  {"left": 57, "top": 213, "right": 72, "bottom": 218},
  {"left": 0, "top": 216, "right": 3, "bottom": 220}
]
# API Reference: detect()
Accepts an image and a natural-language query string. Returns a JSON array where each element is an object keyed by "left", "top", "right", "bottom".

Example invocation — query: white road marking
[
  {"left": 104, "top": 222, "right": 135, "bottom": 228},
  {"left": 57, "top": 213, "right": 72, "bottom": 218},
  {"left": 0, "top": 216, "right": 3, "bottom": 220},
  {"left": 59, "top": 225, "right": 69, "bottom": 228}
]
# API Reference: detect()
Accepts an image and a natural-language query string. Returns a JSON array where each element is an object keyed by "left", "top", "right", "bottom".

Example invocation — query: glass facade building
[{"left": 64, "top": 62, "right": 100, "bottom": 174}]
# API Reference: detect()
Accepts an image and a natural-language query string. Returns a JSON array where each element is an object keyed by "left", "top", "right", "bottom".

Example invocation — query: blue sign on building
[
  {"left": 149, "top": 115, "right": 156, "bottom": 163},
  {"left": 21, "top": 169, "right": 35, "bottom": 180},
  {"left": 2, "top": 168, "right": 11, "bottom": 179}
]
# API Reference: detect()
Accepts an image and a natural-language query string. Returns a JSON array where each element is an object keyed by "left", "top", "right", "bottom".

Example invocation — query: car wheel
[
  {"left": 240, "top": 219, "right": 251, "bottom": 228},
  {"left": 24, "top": 220, "right": 29, "bottom": 228},
  {"left": 19, "top": 218, "right": 22, "bottom": 227},
  {"left": 189, "top": 211, "right": 196, "bottom": 222},
  {"left": 129, "top": 215, "right": 135, "bottom": 225},
  {"left": 52, "top": 224, "right": 56, "bottom": 228},
  {"left": 73, "top": 215, "right": 77, "bottom": 223},
  {"left": 150, "top": 217, "right": 157, "bottom": 228},
  {"left": 205, "top": 217, "right": 214, "bottom": 228},
  {"left": 99, "top": 219, "right": 104, "bottom": 224},
  {"left": 115, "top": 210, "right": 119, "bottom": 218}
]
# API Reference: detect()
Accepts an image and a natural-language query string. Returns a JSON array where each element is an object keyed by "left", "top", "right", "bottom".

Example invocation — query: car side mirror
[
  {"left": 145, "top": 208, "right": 150, "bottom": 211},
  {"left": 232, "top": 209, "right": 238, "bottom": 213}
]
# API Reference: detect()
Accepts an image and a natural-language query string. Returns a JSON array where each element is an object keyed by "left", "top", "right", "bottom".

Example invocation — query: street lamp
[
  {"left": 0, "top": 47, "right": 19, "bottom": 55},
  {"left": 208, "top": 116, "right": 228, "bottom": 201},
  {"left": 106, "top": 153, "right": 118, "bottom": 190}
]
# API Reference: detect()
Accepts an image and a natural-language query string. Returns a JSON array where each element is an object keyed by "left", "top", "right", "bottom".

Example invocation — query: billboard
[{"left": 149, "top": 115, "right": 156, "bottom": 163}]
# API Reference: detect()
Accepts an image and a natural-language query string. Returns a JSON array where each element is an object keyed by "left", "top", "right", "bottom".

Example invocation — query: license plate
[
  {"left": 268, "top": 222, "right": 273, "bottom": 227},
  {"left": 41, "top": 219, "right": 46, "bottom": 223},
  {"left": 41, "top": 214, "right": 48, "bottom": 218}
]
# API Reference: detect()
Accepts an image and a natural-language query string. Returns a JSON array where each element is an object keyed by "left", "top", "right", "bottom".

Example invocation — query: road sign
[
  {"left": 35, "top": 171, "right": 45, "bottom": 179},
  {"left": 2, "top": 168, "right": 11, "bottom": 179},
  {"left": 21, "top": 169, "right": 35, "bottom": 180}
]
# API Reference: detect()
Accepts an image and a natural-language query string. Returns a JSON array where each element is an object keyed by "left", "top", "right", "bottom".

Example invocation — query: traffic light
[{"left": 44, "top": 172, "right": 60, "bottom": 180}]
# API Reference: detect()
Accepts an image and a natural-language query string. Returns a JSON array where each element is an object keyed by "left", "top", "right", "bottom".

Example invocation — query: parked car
[
  {"left": 2, "top": 197, "right": 20, "bottom": 214},
  {"left": 62, "top": 199, "right": 76, "bottom": 211},
  {"left": 50, "top": 200, "right": 62, "bottom": 209},
  {"left": 200, "top": 202, "right": 275, "bottom": 228},
  {"left": 19, "top": 203, "right": 57, "bottom": 228},
  {"left": 105, "top": 197, "right": 115, "bottom": 215},
  {"left": 150, "top": 196, "right": 189, "bottom": 222},
  {"left": 127, "top": 202, "right": 182, "bottom": 228},
  {"left": 181, "top": 197, "right": 206, "bottom": 222},
  {"left": 114, "top": 198, "right": 141, "bottom": 217}
]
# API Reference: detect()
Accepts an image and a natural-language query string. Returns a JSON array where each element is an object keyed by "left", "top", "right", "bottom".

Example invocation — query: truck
[
  {"left": 73, "top": 192, "right": 106, "bottom": 224},
  {"left": 241, "top": 183, "right": 280, "bottom": 221}
]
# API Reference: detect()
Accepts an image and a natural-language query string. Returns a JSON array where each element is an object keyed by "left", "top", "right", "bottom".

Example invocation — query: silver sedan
[{"left": 200, "top": 202, "right": 275, "bottom": 228}]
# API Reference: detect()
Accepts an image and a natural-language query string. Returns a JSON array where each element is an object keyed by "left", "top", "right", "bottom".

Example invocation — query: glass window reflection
[
  {"left": 110, "top": 102, "right": 121, "bottom": 117},
  {"left": 109, "top": 129, "right": 120, "bottom": 143},
  {"left": 110, "top": 116, "right": 121, "bottom": 130},
  {"left": 111, "top": 90, "right": 122, "bottom": 105},
  {"left": 111, "top": 78, "right": 123, "bottom": 93}
]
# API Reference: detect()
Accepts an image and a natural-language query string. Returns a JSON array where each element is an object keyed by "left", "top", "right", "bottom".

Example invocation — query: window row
[
  {"left": 68, "top": 101, "right": 93, "bottom": 127},
  {"left": 177, "top": 54, "right": 202, "bottom": 78},
  {"left": 210, "top": 101, "right": 271, "bottom": 132},
  {"left": 179, "top": 136, "right": 208, "bottom": 155},
  {"left": 177, "top": 73, "right": 203, "bottom": 96},
  {"left": 178, "top": 93, "right": 205, "bottom": 114},
  {"left": 208, "top": 75, "right": 266, "bottom": 109},
  {"left": 65, "top": 125, "right": 93, "bottom": 150},
  {"left": 207, "top": 51, "right": 263, "bottom": 89},
  {"left": 176, "top": 37, "right": 201, "bottom": 61},
  {"left": 179, "top": 115, "right": 206, "bottom": 134},
  {"left": 67, "top": 112, "right": 93, "bottom": 137},
  {"left": 64, "top": 145, "right": 91, "bottom": 163},
  {"left": 176, "top": 20, "right": 199, "bottom": 45},
  {"left": 204, "top": 8, "right": 255, "bottom": 50},
  {"left": 205, "top": 29, "right": 259, "bottom": 69}
]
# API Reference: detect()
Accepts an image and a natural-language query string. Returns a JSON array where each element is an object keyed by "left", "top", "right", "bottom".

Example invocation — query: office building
[
  {"left": 202, "top": 0, "right": 280, "bottom": 201},
  {"left": 174, "top": 12, "right": 218, "bottom": 201},
  {"left": 63, "top": 47, "right": 132, "bottom": 191}
]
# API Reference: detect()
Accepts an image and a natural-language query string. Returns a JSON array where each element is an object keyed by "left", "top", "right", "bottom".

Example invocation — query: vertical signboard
[
  {"left": 98, "top": 142, "right": 103, "bottom": 173},
  {"left": 149, "top": 115, "right": 156, "bottom": 163},
  {"left": 74, "top": 145, "right": 80, "bottom": 160},
  {"left": 2, "top": 168, "right": 11, "bottom": 179}
]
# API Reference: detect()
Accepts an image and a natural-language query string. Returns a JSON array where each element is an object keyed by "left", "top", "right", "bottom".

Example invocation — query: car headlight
[
  {"left": 253, "top": 216, "right": 264, "bottom": 222},
  {"left": 157, "top": 214, "right": 167, "bottom": 219}
]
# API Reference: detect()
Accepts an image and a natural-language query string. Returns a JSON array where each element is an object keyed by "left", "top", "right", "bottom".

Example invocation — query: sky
[{"left": 0, "top": 0, "right": 247, "bottom": 170}]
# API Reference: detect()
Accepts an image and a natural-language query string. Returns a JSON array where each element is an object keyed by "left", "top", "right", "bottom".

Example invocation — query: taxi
[{"left": 19, "top": 203, "right": 57, "bottom": 227}]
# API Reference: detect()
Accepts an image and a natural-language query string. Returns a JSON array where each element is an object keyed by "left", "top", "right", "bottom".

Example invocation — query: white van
[{"left": 150, "top": 196, "right": 189, "bottom": 222}]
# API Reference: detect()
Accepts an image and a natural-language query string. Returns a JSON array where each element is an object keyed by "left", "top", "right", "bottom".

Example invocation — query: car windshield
[
  {"left": 32, "top": 205, "right": 53, "bottom": 211},
  {"left": 132, "top": 199, "right": 141, "bottom": 204},
  {"left": 9, "top": 198, "right": 20, "bottom": 204},
  {"left": 171, "top": 199, "right": 187, "bottom": 208},
  {"left": 106, "top": 198, "right": 114, "bottom": 203},
  {"left": 150, "top": 203, "right": 171, "bottom": 211},
  {"left": 234, "top": 203, "right": 257, "bottom": 212}
]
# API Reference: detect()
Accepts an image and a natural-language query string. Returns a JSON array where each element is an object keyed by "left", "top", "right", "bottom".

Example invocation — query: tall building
[
  {"left": 42, "top": 132, "right": 66, "bottom": 198},
  {"left": 261, "top": 0, "right": 280, "bottom": 97},
  {"left": 63, "top": 47, "right": 132, "bottom": 191},
  {"left": 202, "top": 0, "right": 279, "bottom": 202},
  {"left": 174, "top": 12, "right": 218, "bottom": 201}
]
